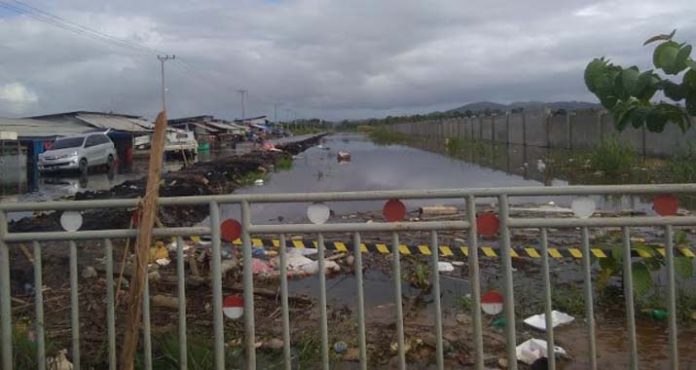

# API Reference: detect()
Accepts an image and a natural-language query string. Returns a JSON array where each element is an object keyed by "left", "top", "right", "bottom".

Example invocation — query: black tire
[
  {"left": 106, "top": 154, "right": 115, "bottom": 171},
  {"left": 79, "top": 158, "right": 88, "bottom": 175}
]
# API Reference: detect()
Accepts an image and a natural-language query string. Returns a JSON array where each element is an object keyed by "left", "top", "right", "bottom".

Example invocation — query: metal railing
[{"left": 1, "top": 183, "right": 696, "bottom": 370}]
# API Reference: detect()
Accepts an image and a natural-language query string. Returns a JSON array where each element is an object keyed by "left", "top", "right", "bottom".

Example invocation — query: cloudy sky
[{"left": 1, "top": 0, "right": 695, "bottom": 121}]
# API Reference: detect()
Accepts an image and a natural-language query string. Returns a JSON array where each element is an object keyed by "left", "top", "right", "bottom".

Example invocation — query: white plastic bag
[{"left": 516, "top": 338, "right": 566, "bottom": 365}]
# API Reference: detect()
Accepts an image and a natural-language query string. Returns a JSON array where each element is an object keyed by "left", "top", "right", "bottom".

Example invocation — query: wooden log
[
  {"left": 418, "top": 205, "right": 458, "bottom": 216},
  {"left": 151, "top": 295, "right": 178, "bottom": 309},
  {"left": 120, "top": 111, "right": 168, "bottom": 370}
]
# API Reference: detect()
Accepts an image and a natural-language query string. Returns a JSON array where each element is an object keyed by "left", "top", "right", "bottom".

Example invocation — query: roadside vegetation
[{"left": 364, "top": 126, "right": 411, "bottom": 146}]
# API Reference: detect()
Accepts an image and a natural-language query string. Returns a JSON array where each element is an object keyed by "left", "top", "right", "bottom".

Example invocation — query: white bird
[{"left": 536, "top": 159, "right": 546, "bottom": 173}]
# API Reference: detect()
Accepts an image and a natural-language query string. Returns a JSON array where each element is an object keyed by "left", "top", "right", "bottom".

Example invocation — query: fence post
[
  {"left": 522, "top": 112, "right": 527, "bottom": 147},
  {"left": 470, "top": 116, "right": 474, "bottom": 139},
  {"left": 505, "top": 112, "right": 510, "bottom": 146},
  {"left": 567, "top": 113, "right": 573, "bottom": 150},
  {"left": 545, "top": 111, "right": 551, "bottom": 148},
  {"left": 491, "top": 115, "right": 496, "bottom": 142},
  {"left": 479, "top": 116, "right": 483, "bottom": 141}
]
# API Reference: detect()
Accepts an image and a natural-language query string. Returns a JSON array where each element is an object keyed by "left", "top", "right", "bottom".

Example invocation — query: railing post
[
  {"left": 104, "top": 239, "right": 116, "bottom": 370},
  {"left": 176, "top": 237, "right": 188, "bottom": 370},
  {"left": 0, "top": 210, "right": 12, "bottom": 370},
  {"left": 665, "top": 225, "right": 679, "bottom": 370},
  {"left": 279, "top": 235, "right": 292, "bottom": 370},
  {"left": 430, "top": 231, "right": 444, "bottom": 370},
  {"left": 209, "top": 201, "right": 225, "bottom": 370},
  {"left": 498, "top": 195, "right": 518, "bottom": 370},
  {"left": 540, "top": 229, "right": 556, "bottom": 370},
  {"left": 69, "top": 240, "right": 81, "bottom": 369},
  {"left": 317, "top": 233, "right": 330, "bottom": 370},
  {"left": 392, "top": 232, "right": 406, "bottom": 370},
  {"left": 240, "top": 200, "right": 257, "bottom": 369},
  {"left": 467, "top": 196, "right": 484, "bottom": 370},
  {"left": 581, "top": 227, "right": 597, "bottom": 370},
  {"left": 33, "top": 241, "right": 46, "bottom": 370},
  {"left": 621, "top": 227, "right": 638, "bottom": 370},
  {"left": 353, "top": 232, "right": 368, "bottom": 370},
  {"left": 0, "top": 211, "right": 12, "bottom": 369}
]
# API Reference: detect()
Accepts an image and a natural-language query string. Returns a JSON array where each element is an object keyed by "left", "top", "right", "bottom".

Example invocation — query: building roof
[
  {"left": 75, "top": 113, "right": 152, "bottom": 133},
  {"left": 30, "top": 111, "right": 141, "bottom": 120},
  {"left": 169, "top": 121, "right": 218, "bottom": 133},
  {"left": 168, "top": 115, "right": 214, "bottom": 124},
  {"left": 0, "top": 117, "right": 89, "bottom": 139},
  {"left": 204, "top": 120, "right": 247, "bottom": 132}
]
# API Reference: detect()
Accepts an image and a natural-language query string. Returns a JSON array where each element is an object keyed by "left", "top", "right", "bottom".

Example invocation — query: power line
[
  {"left": 1, "top": 0, "right": 163, "bottom": 56},
  {"left": 1, "top": 0, "right": 288, "bottom": 119}
]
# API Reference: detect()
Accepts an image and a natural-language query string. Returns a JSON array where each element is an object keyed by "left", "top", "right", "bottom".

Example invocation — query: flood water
[
  {"left": 222, "top": 133, "right": 654, "bottom": 223},
  {"left": 2, "top": 132, "right": 693, "bottom": 368}
]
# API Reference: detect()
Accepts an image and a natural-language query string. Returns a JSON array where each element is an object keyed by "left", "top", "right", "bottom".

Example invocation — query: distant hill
[{"left": 448, "top": 100, "right": 600, "bottom": 113}]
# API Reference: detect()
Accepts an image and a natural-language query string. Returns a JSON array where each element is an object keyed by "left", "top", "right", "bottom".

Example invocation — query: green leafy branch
[{"left": 585, "top": 30, "right": 696, "bottom": 133}]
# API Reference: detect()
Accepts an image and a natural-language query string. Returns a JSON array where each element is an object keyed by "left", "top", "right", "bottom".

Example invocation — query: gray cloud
[{"left": 1, "top": 0, "right": 695, "bottom": 120}]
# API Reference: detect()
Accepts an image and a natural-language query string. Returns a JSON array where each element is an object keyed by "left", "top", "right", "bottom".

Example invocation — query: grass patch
[
  {"left": 235, "top": 170, "right": 268, "bottom": 186},
  {"left": 589, "top": 135, "right": 637, "bottom": 176},
  {"left": 366, "top": 127, "right": 410, "bottom": 146},
  {"left": 669, "top": 142, "right": 696, "bottom": 183},
  {"left": 290, "top": 127, "right": 326, "bottom": 135},
  {"left": 12, "top": 322, "right": 55, "bottom": 369},
  {"left": 275, "top": 156, "right": 293, "bottom": 171},
  {"left": 445, "top": 137, "right": 466, "bottom": 155},
  {"left": 295, "top": 331, "right": 323, "bottom": 368}
]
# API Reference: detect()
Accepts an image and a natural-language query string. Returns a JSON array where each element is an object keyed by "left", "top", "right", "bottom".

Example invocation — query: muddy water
[
  {"left": 558, "top": 320, "right": 696, "bottom": 369},
  {"left": 222, "top": 133, "right": 653, "bottom": 224}
]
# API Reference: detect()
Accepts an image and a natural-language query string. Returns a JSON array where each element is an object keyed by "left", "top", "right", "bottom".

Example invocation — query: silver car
[{"left": 38, "top": 133, "right": 117, "bottom": 174}]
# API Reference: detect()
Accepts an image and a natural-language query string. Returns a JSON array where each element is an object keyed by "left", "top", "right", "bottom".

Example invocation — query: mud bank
[{"left": 7, "top": 134, "right": 325, "bottom": 233}]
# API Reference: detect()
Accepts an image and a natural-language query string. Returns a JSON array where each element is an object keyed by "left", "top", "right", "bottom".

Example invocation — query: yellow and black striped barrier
[{"left": 188, "top": 237, "right": 696, "bottom": 259}]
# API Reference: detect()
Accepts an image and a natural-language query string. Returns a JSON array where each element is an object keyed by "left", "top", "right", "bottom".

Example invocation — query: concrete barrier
[{"left": 390, "top": 109, "right": 695, "bottom": 157}]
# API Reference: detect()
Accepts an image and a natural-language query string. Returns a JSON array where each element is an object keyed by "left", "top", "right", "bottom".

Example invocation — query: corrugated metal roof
[
  {"left": 0, "top": 117, "right": 88, "bottom": 138},
  {"left": 204, "top": 120, "right": 247, "bottom": 132},
  {"left": 75, "top": 113, "right": 152, "bottom": 133},
  {"left": 170, "top": 121, "right": 217, "bottom": 133}
]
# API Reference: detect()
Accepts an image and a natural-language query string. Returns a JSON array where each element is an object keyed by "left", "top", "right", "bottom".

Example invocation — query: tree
[{"left": 584, "top": 30, "right": 696, "bottom": 132}]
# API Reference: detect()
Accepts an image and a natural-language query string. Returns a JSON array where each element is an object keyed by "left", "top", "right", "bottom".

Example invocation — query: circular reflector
[
  {"left": 383, "top": 199, "right": 406, "bottom": 222},
  {"left": 653, "top": 195, "right": 678, "bottom": 216},
  {"left": 571, "top": 197, "right": 596, "bottom": 219},
  {"left": 223, "top": 295, "right": 244, "bottom": 320},
  {"left": 220, "top": 219, "right": 242, "bottom": 242},
  {"left": 60, "top": 211, "right": 83, "bottom": 232},
  {"left": 481, "top": 290, "right": 504, "bottom": 315},
  {"left": 476, "top": 213, "right": 500, "bottom": 237},
  {"left": 307, "top": 203, "right": 331, "bottom": 224}
]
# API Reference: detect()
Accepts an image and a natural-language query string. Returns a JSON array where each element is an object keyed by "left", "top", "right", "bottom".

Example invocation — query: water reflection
[{"left": 217, "top": 133, "right": 654, "bottom": 224}]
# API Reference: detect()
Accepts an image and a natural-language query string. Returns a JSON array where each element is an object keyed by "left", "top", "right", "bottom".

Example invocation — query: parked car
[{"left": 38, "top": 133, "right": 117, "bottom": 174}]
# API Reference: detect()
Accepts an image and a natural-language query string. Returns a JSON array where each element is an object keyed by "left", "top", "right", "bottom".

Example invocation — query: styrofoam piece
[{"left": 523, "top": 310, "right": 575, "bottom": 331}]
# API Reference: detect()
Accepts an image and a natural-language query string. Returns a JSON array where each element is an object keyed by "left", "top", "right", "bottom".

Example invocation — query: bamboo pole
[{"left": 119, "top": 111, "right": 168, "bottom": 370}]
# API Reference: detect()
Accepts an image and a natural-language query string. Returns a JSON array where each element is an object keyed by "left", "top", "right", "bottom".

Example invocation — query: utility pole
[
  {"left": 157, "top": 54, "right": 175, "bottom": 111},
  {"left": 238, "top": 89, "right": 247, "bottom": 121}
]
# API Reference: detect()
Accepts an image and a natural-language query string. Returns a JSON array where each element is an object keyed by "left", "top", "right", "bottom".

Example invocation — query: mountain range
[{"left": 448, "top": 100, "right": 601, "bottom": 113}]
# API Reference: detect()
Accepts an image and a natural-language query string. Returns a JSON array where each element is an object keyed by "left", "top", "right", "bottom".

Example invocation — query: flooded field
[{"left": 3, "top": 132, "right": 695, "bottom": 368}]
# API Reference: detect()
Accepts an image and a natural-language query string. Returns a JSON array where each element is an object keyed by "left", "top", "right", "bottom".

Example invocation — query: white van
[{"left": 38, "top": 133, "right": 117, "bottom": 174}]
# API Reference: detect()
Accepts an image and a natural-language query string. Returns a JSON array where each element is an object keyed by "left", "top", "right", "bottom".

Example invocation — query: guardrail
[{"left": 1, "top": 183, "right": 696, "bottom": 370}]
